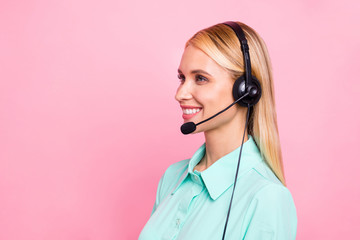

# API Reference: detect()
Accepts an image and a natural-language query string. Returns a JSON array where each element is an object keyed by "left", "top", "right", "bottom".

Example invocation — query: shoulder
[
  {"left": 161, "top": 159, "right": 189, "bottom": 188},
  {"left": 242, "top": 161, "right": 297, "bottom": 215},
  {"left": 163, "top": 159, "right": 189, "bottom": 177},
  {"left": 251, "top": 182, "right": 296, "bottom": 212},
  {"left": 155, "top": 159, "right": 190, "bottom": 203},
  {"left": 241, "top": 172, "right": 297, "bottom": 239},
  {"left": 236, "top": 154, "right": 297, "bottom": 238},
  {"left": 240, "top": 151, "right": 289, "bottom": 195},
  {"left": 245, "top": 160, "right": 297, "bottom": 215}
]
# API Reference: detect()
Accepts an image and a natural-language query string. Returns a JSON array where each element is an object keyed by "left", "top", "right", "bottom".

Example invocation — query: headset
[
  {"left": 180, "top": 21, "right": 262, "bottom": 239},
  {"left": 221, "top": 21, "right": 261, "bottom": 240}
]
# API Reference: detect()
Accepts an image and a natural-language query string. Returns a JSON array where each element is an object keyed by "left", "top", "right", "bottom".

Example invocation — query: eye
[
  {"left": 195, "top": 75, "right": 208, "bottom": 83},
  {"left": 177, "top": 74, "right": 185, "bottom": 83}
]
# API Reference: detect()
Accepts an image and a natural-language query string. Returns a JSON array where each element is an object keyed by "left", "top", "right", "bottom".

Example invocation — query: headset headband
[{"left": 223, "top": 21, "right": 252, "bottom": 89}]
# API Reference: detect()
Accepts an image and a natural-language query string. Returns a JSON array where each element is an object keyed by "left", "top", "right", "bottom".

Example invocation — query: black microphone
[{"left": 180, "top": 92, "right": 249, "bottom": 134}]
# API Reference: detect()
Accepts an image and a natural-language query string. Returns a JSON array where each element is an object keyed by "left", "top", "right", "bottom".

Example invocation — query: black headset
[
  {"left": 223, "top": 21, "right": 262, "bottom": 107},
  {"left": 221, "top": 21, "right": 262, "bottom": 239}
]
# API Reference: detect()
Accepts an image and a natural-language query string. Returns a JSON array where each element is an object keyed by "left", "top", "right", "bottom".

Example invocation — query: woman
[{"left": 139, "top": 21, "right": 297, "bottom": 240}]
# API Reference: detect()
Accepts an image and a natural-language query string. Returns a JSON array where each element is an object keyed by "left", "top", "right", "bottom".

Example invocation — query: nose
[{"left": 175, "top": 81, "right": 192, "bottom": 102}]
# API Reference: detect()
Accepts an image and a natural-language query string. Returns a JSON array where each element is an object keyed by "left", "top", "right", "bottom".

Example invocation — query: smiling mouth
[
  {"left": 181, "top": 107, "right": 202, "bottom": 120},
  {"left": 182, "top": 108, "right": 201, "bottom": 115}
]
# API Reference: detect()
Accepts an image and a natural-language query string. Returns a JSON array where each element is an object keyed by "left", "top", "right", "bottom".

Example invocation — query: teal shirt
[{"left": 139, "top": 136, "right": 297, "bottom": 239}]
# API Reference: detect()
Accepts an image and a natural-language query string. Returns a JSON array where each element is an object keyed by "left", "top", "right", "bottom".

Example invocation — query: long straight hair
[{"left": 186, "top": 22, "right": 286, "bottom": 185}]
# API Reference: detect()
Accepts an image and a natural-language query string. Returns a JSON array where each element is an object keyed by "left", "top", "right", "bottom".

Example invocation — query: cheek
[
  {"left": 194, "top": 83, "right": 234, "bottom": 111},
  {"left": 213, "top": 87, "right": 234, "bottom": 106},
  {"left": 201, "top": 92, "right": 233, "bottom": 114},
  {"left": 194, "top": 89, "right": 213, "bottom": 105}
]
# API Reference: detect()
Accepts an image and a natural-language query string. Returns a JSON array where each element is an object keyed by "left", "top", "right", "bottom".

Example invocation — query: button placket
[{"left": 174, "top": 181, "right": 193, "bottom": 235}]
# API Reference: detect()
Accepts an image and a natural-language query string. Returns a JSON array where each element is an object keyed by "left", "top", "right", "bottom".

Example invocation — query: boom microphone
[{"left": 180, "top": 92, "right": 249, "bottom": 135}]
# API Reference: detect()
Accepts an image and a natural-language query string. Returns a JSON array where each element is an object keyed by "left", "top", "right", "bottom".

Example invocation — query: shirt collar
[{"left": 171, "top": 136, "right": 263, "bottom": 200}]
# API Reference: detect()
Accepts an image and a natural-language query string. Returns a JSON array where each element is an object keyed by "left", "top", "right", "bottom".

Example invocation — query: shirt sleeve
[
  {"left": 242, "top": 183, "right": 297, "bottom": 240},
  {"left": 151, "top": 173, "right": 165, "bottom": 215}
]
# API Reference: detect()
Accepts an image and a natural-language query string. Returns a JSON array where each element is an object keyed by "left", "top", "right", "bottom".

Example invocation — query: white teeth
[{"left": 183, "top": 108, "right": 201, "bottom": 115}]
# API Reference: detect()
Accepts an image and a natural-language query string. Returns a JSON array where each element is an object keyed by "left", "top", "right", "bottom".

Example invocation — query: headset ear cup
[
  {"left": 232, "top": 75, "right": 262, "bottom": 107},
  {"left": 232, "top": 76, "right": 247, "bottom": 107}
]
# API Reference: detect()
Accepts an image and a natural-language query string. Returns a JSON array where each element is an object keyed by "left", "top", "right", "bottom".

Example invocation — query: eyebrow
[{"left": 178, "top": 69, "right": 212, "bottom": 76}]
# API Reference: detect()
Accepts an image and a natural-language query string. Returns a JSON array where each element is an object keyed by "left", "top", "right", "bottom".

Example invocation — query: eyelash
[
  {"left": 177, "top": 74, "right": 208, "bottom": 83},
  {"left": 196, "top": 75, "right": 208, "bottom": 82},
  {"left": 177, "top": 74, "right": 185, "bottom": 82}
]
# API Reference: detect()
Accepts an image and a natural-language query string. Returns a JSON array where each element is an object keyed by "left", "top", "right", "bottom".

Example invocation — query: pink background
[{"left": 1, "top": 0, "right": 359, "bottom": 239}]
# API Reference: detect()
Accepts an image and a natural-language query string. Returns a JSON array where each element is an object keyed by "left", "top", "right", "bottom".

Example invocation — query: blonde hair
[{"left": 186, "top": 22, "right": 286, "bottom": 185}]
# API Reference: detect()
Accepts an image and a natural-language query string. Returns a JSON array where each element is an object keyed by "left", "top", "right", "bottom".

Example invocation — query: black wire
[{"left": 221, "top": 105, "right": 251, "bottom": 240}]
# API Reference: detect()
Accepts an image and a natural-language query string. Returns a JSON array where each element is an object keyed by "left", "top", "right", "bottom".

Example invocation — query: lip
[
  {"left": 180, "top": 105, "right": 202, "bottom": 109},
  {"left": 180, "top": 105, "right": 202, "bottom": 120}
]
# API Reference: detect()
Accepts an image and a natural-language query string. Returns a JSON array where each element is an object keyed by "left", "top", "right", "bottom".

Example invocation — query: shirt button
[
  {"left": 176, "top": 218, "right": 181, "bottom": 227},
  {"left": 194, "top": 175, "right": 199, "bottom": 181}
]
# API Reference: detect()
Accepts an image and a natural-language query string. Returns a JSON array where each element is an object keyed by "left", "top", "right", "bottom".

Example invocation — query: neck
[{"left": 196, "top": 113, "right": 249, "bottom": 171}]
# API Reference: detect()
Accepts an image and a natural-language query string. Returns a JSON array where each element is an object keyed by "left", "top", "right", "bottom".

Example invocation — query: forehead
[{"left": 178, "top": 45, "right": 225, "bottom": 76}]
